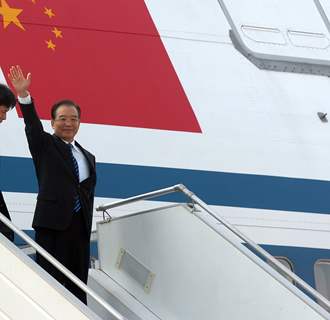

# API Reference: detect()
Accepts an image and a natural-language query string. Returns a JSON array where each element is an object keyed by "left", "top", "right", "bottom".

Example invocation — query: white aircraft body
[{"left": 0, "top": 0, "right": 330, "bottom": 316}]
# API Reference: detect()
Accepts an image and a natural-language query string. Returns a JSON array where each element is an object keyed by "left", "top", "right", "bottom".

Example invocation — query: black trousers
[{"left": 35, "top": 211, "right": 90, "bottom": 304}]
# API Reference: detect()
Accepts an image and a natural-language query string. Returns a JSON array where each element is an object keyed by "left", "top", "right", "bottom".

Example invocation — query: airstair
[
  {"left": 88, "top": 185, "right": 330, "bottom": 319},
  {"left": 0, "top": 234, "right": 102, "bottom": 320},
  {"left": 0, "top": 210, "right": 126, "bottom": 319},
  {"left": 0, "top": 185, "right": 329, "bottom": 319}
]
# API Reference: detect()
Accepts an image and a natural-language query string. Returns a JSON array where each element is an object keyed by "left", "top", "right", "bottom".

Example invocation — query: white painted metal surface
[
  {"left": 220, "top": 0, "right": 330, "bottom": 61},
  {"left": 0, "top": 235, "right": 101, "bottom": 320},
  {"left": 96, "top": 204, "right": 329, "bottom": 320},
  {"left": 88, "top": 269, "right": 160, "bottom": 320}
]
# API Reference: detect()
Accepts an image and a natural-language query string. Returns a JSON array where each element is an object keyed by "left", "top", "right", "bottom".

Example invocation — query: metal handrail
[
  {"left": 96, "top": 184, "right": 180, "bottom": 215},
  {"left": 96, "top": 185, "right": 180, "bottom": 213},
  {"left": 0, "top": 213, "right": 127, "bottom": 320},
  {"left": 96, "top": 183, "right": 330, "bottom": 311}
]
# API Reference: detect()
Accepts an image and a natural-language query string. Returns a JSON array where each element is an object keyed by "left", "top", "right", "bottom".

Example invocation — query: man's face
[
  {"left": 51, "top": 105, "right": 80, "bottom": 142},
  {"left": 0, "top": 105, "right": 9, "bottom": 123}
]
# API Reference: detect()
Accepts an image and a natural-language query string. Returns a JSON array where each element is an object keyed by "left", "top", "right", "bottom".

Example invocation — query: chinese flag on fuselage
[{"left": 0, "top": 0, "right": 201, "bottom": 132}]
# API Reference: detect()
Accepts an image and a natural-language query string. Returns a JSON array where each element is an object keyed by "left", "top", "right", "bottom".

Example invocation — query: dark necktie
[{"left": 68, "top": 143, "right": 81, "bottom": 212}]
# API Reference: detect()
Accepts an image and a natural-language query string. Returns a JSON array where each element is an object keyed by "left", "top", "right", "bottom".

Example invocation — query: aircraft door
[{"left": 218, "top": 0, "right": 330, "bottom": 76}]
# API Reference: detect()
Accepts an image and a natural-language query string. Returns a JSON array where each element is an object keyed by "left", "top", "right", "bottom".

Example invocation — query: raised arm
[{"left": 8, "top": 66, "right": 46, "bottom": 154}]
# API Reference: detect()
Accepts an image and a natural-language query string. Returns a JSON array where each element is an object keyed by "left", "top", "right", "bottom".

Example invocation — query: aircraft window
[
  {"left": 314, "top": 259, "right": 330, "bottom": 309},
  {"left": 268, "top": 256, "right": 294, "bottom": 283},
  {"left": 287, "top": 30, "right": 329, "bottom": 49},
  {"left": 241, "top": 25, "right": 286, "bottom": 45}
]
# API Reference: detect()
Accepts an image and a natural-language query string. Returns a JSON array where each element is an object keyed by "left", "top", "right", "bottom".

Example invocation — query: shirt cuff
[{"left": 17, "top": 94, "right": 32, "bottom": 104}]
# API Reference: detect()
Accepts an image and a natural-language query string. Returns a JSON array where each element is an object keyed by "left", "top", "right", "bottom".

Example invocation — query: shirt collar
[{"left": 62, "top": 139, "right": 77, "bottom": 149}]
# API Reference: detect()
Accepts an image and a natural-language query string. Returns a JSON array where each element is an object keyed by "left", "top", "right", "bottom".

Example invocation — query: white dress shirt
[
  {"left": 17, "top": 94, "right": 32, "bottom": 104},
  {"left": 67, "top": 141, "right": 90, "bottom": 182}
]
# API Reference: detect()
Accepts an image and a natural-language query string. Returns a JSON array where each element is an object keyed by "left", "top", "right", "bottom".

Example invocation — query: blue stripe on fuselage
[{"left": 1, "top": 155, "right": 330, "bottom": 214}]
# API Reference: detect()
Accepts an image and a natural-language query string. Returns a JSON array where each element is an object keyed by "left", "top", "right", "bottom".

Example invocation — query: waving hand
[{"left": 8, "top": 65, "right": 31, "bottom": 98}]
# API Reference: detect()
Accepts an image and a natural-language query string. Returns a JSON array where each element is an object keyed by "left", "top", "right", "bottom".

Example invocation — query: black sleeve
[
  {"left": 18, "top": 100, "right": 47, "bottom": 156},
  {"left": 0, "top": 192, "right": 14, "bottom": 242}
]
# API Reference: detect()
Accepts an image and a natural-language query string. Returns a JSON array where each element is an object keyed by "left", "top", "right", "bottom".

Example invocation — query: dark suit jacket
[
  {"left": 0, "top": 192, "right": 14, "bottom": 241},
  {"left": 19, "top": 101, "right": 96, "bottom": 238}
]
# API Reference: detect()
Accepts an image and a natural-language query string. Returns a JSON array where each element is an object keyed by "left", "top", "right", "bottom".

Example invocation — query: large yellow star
[{"left": 0, "top": 0, "right": 25, "bottom": 31}]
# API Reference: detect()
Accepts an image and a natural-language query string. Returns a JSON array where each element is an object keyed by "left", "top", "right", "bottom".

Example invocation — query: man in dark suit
[
  {"left": 9, "top": 66, "right": 96, "bottom": 304},
  {"left": 0, "top": 84, "right": 16, "bottom": 242}
]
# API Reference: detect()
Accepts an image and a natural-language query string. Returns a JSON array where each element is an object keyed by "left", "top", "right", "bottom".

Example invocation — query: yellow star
[
  {"left": 31, "top": 0, "right": 36, "bottom": 3},
  {"left": 45, "top": 39, "right": 56, "bottom": 51},
  {"left": 52, "top": 27, "right": 62, "bottom": 38},
  {"left": 0, "top": 0, "right": 25, "bottom": 30},
  {"left": 44, "top": 7, "right": 55, "bottom": 18}
]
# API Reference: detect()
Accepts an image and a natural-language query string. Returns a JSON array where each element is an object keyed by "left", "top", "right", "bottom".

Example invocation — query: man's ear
[{"left": 51, "top": 119, "right": 54, "bottom": 129}]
